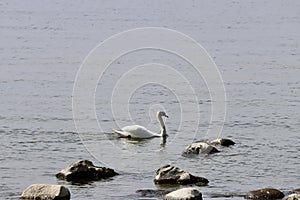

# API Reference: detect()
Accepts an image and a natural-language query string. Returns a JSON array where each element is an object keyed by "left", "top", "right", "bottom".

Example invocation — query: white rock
[
  {"left": 21, "top": 184, "right": 70, "bottom": 200},
  {"left": 283, "top": 193, "right": 300, "bottom": 200},
  {"left": 164, "top": 187, "right": 202, "bottom": 200}
]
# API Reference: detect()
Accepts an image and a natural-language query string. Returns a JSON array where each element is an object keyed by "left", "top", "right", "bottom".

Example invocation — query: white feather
[{"left": 114, "top": 125, "right": 159, "bottom": 138}]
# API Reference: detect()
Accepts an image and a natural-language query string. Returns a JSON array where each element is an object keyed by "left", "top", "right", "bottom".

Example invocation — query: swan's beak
[{"left": 166, "top": 115, "right": 169, "bottom": 118}]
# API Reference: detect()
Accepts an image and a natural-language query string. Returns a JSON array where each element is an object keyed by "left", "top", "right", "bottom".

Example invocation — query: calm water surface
[{"left": 1, "top": 1, "right": 299, "bottom": 199}]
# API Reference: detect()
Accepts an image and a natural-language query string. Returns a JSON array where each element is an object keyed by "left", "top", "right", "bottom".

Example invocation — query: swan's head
[{"left": 157, "top": 111, "right": 168, "bottom": 118}]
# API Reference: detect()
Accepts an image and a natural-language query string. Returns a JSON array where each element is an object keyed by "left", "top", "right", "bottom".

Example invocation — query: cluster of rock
[
  {"left": 21, "top": 161, "right": 209, "bottom": 200},
  {"left": 21, "top": 160, "right": 118, "bottom": 200},
  {"left": 21, "top": 158, "right": 299, "bottom": 200},
  {"left": 136, "top": 187, "right": 300, "bottom": 200},
  {"left": 136, "top": 165, "right": 208, "bottom": 199},
  {"left": 20, "top": 137, "right": 236, "bottom": 199}
]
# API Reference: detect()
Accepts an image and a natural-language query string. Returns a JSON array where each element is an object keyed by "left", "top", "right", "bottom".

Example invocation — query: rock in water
[
  {"left": 283, "top": 193, "right": 300, "bottom": 200},
  {"left": 182, "top": 141, "right": 219, "bottom": 155},
  {"left": 136, "top": 189, "right": 168, "bottom": 198},
  {"left": 154, "top": 165, "right": 209, "bottom": 186},
  {"left": 245, "top": 188, "right": 284, "bottom": 199},
  {"left": 164, "top": 188, "right": 202, "bottom": 200},
  {"left": 56, "top": 160, "right": 118, "bottom": 181},
  {"left": 21, "top": 184, "right": 70, "bottom": 200},
  {"left": 292, "top": 188, "right": 300, "bottom": 194}
]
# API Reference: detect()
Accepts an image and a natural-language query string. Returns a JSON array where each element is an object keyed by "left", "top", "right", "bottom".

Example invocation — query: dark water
[{"left": 1, "top": 1, "right": 299, "bottom": 199}]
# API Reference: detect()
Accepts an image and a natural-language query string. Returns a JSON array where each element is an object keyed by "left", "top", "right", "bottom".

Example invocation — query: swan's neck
[{"left": 157, "top": 115, "right": 166, "bottom": 137}]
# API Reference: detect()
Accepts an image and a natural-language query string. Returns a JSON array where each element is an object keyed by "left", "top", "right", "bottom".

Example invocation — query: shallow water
[{"left": 1, "top": 1, "right": 300, "bottom": 199}]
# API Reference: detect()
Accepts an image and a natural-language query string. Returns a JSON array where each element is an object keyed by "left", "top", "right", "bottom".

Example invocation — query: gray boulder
[
  {"left": 164, "top": 188, "right": 202, "bottom": 200},
  {"left": 154, "top": 165, "right": 209, "bottom": 186},
  {"left": 292, "top": 189, "right": 300, "bottom": 194},
  {"left": 182, "top": 141, "right": 219, "bottom": 155},
  {"left": 210, "top": 138, "right": 235, "bottom": 147},
  {"left": 136, "top": 189, "right": 169, "bottom": 198},
  {"left": 283, "top": 193, "right": 300, "bottom": 200},
  {"left": 245, "top": 188, "right": 284, "bottom": 199},
  {"left": 56, "top": 160, "right": 118, "bottom": 181},
  {"left": 21, "top": 184, "right": 70, "bottom": 200}
]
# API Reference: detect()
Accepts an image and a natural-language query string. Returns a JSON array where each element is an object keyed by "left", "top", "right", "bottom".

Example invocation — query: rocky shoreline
[{"left": 21, "top": 160, "right": 299, "bottom": 200}]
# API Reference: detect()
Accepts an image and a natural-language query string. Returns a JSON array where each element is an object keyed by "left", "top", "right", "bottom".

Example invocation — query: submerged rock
[
  {"left": 136, "top": 189, "right": 168, "bottom": 198},
  {"left": 210, "top": 138, "right": 235, "bottom": 147},
  {"left": 182, "top": 141, "right": 219, "bottom": 155},
  {"left": 292, "top": 188, "right": 300, "bottom": 194},
  {"left": 21, "top": 184, "right": 70, "bottom": 200},
  {"left": 164, "top": 187, "right": 202, "bottom": 200},
  {"left": 154, "top": 165, "right": 209, "bottom": 186},
  {"left": 245, "top": 188, "right": 284, "bottom": 199},
  {"left": 283, "top": 193, "right": 300, "bottom": 200},
  {"left": 56, "top": 160, "right": 118, "bottom": 181}
]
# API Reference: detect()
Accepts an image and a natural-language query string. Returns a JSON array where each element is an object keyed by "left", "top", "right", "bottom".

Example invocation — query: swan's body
[
  {"left": 114, "top": 125, "right": 160, "bottom": 138},
  {"left": 183, "top": 141, "right": 220, "bottom": 155},
  {"left": 114, "top": 111, "right": 168, "bottom": 139}
]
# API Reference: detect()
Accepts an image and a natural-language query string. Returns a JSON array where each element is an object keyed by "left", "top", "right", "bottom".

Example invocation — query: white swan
[{"left": 113, "top": 111, "right": 168, "bottom": 139}]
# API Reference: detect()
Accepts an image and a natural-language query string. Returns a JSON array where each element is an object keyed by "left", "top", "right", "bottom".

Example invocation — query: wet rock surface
[
  {"left": 56, "top": 160, "right": 118, "bottom": 181},
  {"left": 209, "top": 138, "right": 235, "bottom": 147},
  {"left": 283, "top": 193, "right": 300, "bottom": 200},
  {"left": 182, "top": 141, "right": 219, "bottom": 155},
  {"left": 154, "top": 165, "right": 209, "bottom": 186},
  {"left": 292, "top": 188, "right": 300, "bottom": 194},
  {"left": 164, "top": 187, "right": 203, "bottom": 200},
  {"left": 21, "top": 184, "right": 70, "bottom": 200},
  {"left": 245, "top": 188, "right": 284, "bottom": 199},
  {"left": 136, "top": 189, "right": 169, "bottom": 198}
]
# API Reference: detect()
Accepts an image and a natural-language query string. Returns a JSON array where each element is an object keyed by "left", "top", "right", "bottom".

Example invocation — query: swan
[{"left": 113, "top": 111, "right": 168, "bottom": 139}]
